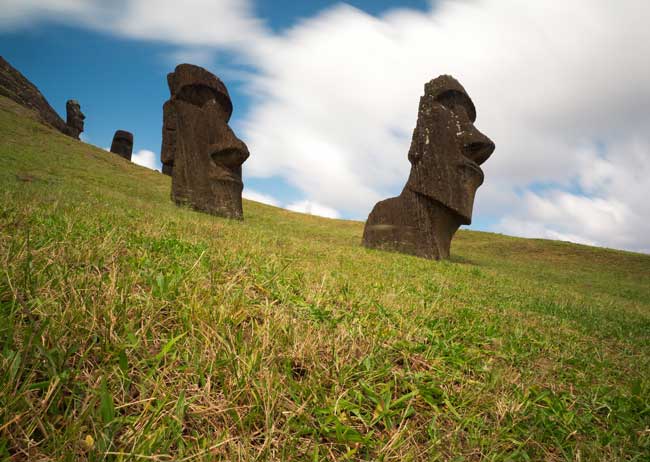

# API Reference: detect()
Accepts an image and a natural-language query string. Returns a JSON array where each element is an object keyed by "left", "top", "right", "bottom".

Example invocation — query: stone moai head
[
  {"left": 405, "top": 75, "right": 494, "bottom": 225},
  {"left": 161, "top": 63, "right": 249, "bottom": 219},
  {"left": 110, "top": 130, "right": 134, "bottom": 161},
  {"left": 66, "top": 99, "right": 85, "bottom": 139}
]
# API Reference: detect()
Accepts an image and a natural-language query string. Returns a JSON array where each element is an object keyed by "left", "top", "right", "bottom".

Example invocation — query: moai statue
[
  {"left": 363, "top": 75, "right": 495, "bottom": 260},
  {"left": 110, "top": 130, "right": 134, "bottom": 161},
  {"left": 161, "top": 63, "right": 249, "bottom": 219},
  {"left": 66, "top": 99, "right": 85, "bottom": 139}
]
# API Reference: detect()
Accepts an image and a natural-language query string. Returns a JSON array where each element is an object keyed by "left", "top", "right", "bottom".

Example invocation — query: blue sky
[
  {"left": 1, "top": 0, "right": 649, "bottom": 252},
  {"left": 256, "top": 0, "right": 430, "bottom": 30}
]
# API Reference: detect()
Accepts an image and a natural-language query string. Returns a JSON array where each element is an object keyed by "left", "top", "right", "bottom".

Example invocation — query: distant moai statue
[
  {"left": 161, "top": 64, "right": 249, "bottom": 219},
  {"left": 110, "top": 130, "right": 134, "bottom": 161},
  {"left": 363, "top": 75, "right": 495, "bottom": 260},
  {"left": 65, "top": 99, "right": 85, "bottom": 139}
]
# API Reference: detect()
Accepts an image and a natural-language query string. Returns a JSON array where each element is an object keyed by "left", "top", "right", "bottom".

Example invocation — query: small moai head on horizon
[
  {"left": 110, "top": 130, "right": 134, "bottom": 161},
  {"left": 405, "top": 75, "right": 495, "bottom": 225},
  {"left": 66, "top": 99, "right": 85, "bottom": 139},
  {"left": 161, "top": 63, "right": 249, "bottom": 219}
]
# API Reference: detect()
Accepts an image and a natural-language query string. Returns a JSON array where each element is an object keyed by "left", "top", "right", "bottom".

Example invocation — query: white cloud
[
  {"left": 242, "top": 189, "right": 341, "bottom": 218},
  {"left": 241, "top": 0, "right": 650, "bottom": 252},
  {"left": 0, "top": 0, "right": 266, "bottom": 50},
  {"left": 131, "top": 149, "right": 159, "bottom": 171},
  {"left": 494, "top": 136, "right": 650, "bottom": 251},
  {"left": 499, "top": 218, "right": 598, "bottom": 248},
  {"left": 111, "top": 0, "right": 267, "bottom": 49},
  {"left": 0, "top": 0, "right": 97, "bottom": 28},
  {"left": 286, "top": 200, "right": 341, "bottom": 219},
  {"left": 496, "top": 193, "right": 623, "bottom": 248},
  {"left": 165, "top": 48, "right": 216, "bottom": 68},
  {"left": 242, "top": 188, "right": 280, "bottom": 207}
]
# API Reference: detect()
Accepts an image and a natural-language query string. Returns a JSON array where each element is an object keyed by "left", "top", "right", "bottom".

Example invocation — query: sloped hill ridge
[
  {"left": 0, "top": 56, "right": 70, "bottom": 135},
  {"left": 0, "top": 95, "right": 649, "bottom": 460}
]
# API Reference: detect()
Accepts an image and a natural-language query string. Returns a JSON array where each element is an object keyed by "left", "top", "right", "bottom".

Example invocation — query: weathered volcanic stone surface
[
  {"left": 0, "top": 56, "right": 70, "bottom": 135},
  {"left": 362, "top": 75, "right": 495, "bottom": 260},
  {"left": 66, "top": 100, "right": 85, "bottom": 140},
  {"left": 161, "top": 63, "right": 249, "bottom": 219},
  {"left": 110, "top": 130, "right": 134, "bottom": 160}
]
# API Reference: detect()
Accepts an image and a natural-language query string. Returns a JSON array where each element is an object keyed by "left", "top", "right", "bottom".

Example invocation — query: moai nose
[
  {"left": 209, "top": 137, "right": 250, "bottom": 169},
  {"left": 462, "top": 128, "right": 494, "bottom": 165}
]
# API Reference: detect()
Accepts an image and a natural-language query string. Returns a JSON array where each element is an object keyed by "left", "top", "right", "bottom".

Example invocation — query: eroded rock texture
[
  {"left": 363, "top": 75, "right": 495, "bottom": 260},
  {"left": 110, "top": 130, "right": 134, "bottom": 160},
  {"left": 66, "top": 100, "right": 85, "bottom": 140},
  {"left": 0, "top": 56, "right": 69, "bottom": 134},
  {"left": 161, "top": 64, "right": 249, "bottom": 219}
]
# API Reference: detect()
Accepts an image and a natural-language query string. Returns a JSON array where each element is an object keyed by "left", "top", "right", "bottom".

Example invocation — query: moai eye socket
[
  {"left": 435, "top": 90, "right": 476, "bottom": 122},
  {"left": 176, "top": 84, "right": 220, "bottom": 107}
]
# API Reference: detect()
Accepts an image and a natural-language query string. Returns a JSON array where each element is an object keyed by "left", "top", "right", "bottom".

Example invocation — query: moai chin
[
  {"left": 160, "top": 63, "right": 249, "bottom": 219},
  {"left": 110, "top": 130, "right": 134, "bottom": 161},
  {"left": 66, "top": 99, "right": 85, "bottom": 139},
  {"left": 362, "top": 75, "right": 495, "bottom": 260}
]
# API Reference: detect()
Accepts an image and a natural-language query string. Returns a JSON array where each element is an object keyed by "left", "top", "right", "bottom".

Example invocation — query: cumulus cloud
[
  {"left": 131, "top": 149, "right": 159, "bottom": 171},
  {"left": 286, "top": 200, "right": 341, "bottom": 219},
  {"left": 496, "top": 137, "right": 650, "bottom": 251},
  {"left": 497, "top": 192, "right": 624, "bottom": 248},
  {"left": 242, "top": 188, "right": 280, "bottom": 207},
  {"left": 241, "top": 190, "right": 341, "bottom": 219},
  {"left": 241, "top": 0, "right": 650, "bottom": 252}
]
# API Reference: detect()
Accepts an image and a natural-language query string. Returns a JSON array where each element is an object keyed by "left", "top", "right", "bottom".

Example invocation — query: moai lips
[
  {"left": 363, "top": 75, "right": 495, "bottom": 260},
  {"left": 161, "top": 64, "right": 249, "bottom": 219}
]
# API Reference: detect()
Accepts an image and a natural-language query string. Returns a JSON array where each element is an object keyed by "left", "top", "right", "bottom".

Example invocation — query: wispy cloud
[{"left": 0, "top": 0, "right": 267, "bottom": 48}]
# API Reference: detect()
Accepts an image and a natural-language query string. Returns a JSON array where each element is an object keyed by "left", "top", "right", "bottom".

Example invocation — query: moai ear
[{"left": 407, "top": 127, "right": 421, "bottom": 164}]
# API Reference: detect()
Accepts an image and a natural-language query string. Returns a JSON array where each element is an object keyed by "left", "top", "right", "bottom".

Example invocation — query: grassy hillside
[{"left": 0, "top": 95, "right": 649, "bottom": 461}]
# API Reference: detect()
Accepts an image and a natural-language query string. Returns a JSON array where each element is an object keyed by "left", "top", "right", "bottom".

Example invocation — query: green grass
[{"left": 0, "top": 95, "right": 649, "bottom": 461}]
